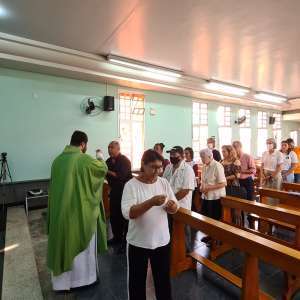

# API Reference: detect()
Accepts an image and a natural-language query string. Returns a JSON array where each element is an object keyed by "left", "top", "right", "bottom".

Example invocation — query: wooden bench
[
  {"left": 220, "top": 196, "right": 300, "bottom": 299},
  {"left": 170, "top": 207, "right": 300, "bottom": 300},
  {"left": 282, "top": 182, "right": 300, "bottom": 193},
  {"left": 255, "top": 188, "right": 300, "bottom": 234},
  {"left": 259, "top": 188, "right": 300, "bottom": 209}
]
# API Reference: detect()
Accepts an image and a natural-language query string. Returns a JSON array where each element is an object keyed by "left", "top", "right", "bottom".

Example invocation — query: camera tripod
[
  {"left": 0, "top": 155, "right": 12, "bottom": 184},
  {"left": 0, "top": 154, "right": 12, "bottom": 213}
]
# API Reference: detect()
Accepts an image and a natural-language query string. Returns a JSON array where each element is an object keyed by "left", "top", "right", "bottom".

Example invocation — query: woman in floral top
[
  {"left": 221, "top": 145, "right": 245, "bottom": 225},
  {"left": 221, "top": 145, "right": 241, "bottom": 188}
]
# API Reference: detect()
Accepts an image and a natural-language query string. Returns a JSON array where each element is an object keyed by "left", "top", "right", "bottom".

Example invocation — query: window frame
[
  {"left": 238, "top": 108, "right": 251, "bottom": 153},
  {"left": 257, "top": 111, "right": 268, "bottom": 157},
  {"left": 217, "top": 105, "right": 232, "bottom": 147},
  {"left": 118, "top": 90, "right": 145, "bottom": 169},
  {"left": 272, "top": 113, "right": 282, "bottom": 147},
  {"left": 192, "top": 101, "right": 208, "bottom": 161}
]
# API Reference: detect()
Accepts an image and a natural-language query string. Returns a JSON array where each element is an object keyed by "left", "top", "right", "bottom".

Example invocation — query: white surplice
[{"left": 52, "top": 233, "right": 98, "bottom": 291}]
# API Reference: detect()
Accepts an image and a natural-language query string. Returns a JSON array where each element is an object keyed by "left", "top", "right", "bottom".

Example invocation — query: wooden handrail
[
  {"left": 173, "top": 208, "right": 300, "bottom": 277},
  {"left": 259, "top": 188, "right": 300, "bottom": 208},
  {"left": 282, "top": 182, "right": 300, "bottom": 192},
  {"left": 220, "top": 193, "right": 300, "bottom": 299},
  {"left": 221, "top": 196, "right": 300, "bottom": 226}
]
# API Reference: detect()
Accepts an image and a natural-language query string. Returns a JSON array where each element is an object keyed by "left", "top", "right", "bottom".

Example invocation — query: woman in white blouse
[
  {"left": 260, "top": 138, "right": 283, "bottom": 190},
  {"left": 280, "top": 140, "right": 298, "bottom": 183},
  {"left": 122, "top": 149, "right": 178, "bottom": 300}
]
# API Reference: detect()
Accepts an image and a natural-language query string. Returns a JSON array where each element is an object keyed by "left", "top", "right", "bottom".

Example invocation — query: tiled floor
[
  {"left": 25, "top": 208, "right": 300, "bottom": 300},
  {"left": 2, "top": 207, "right": 43, "bottom": 300}
]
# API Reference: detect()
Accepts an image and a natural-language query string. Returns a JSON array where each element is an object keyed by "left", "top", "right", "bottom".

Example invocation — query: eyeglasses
[{"left": 147, "top": 165, "right": 163, "bottom": 172}]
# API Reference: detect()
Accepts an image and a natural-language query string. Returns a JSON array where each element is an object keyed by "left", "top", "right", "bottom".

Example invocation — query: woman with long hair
[
  {"left": 221, "top": 145, "right": 245, "bottom": 225},
  {"left": 221, "top": 145, "right": 241, "bottom": 188}
]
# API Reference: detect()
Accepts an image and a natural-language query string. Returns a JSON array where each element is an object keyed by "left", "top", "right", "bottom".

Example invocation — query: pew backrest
[{"left": 259, "top": 188, "right": 300, "bottom": 208}]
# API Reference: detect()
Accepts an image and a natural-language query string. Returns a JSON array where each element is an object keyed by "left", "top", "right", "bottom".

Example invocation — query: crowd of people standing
[{"left": 47, "top": 130, "right": 300, "bottom": 300}]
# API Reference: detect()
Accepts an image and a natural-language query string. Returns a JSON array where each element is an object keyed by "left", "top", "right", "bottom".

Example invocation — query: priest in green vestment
[{"left": 47, "top": 130, "right": 108, "bottom": 291}]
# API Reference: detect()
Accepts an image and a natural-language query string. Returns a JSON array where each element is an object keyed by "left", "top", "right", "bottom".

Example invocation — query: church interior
[{"left": 1, "top": 1, "right": 300, "bottom": 299}]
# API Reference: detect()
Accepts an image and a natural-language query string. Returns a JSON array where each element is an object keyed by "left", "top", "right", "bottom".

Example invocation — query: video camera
[{"left": 0, "top": 152, "right": 7, "bottom": 161}]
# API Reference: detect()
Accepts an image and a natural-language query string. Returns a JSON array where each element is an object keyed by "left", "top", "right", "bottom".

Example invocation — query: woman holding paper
[{"left": 121, "top": 149, "right": 178, "bottom": 300}]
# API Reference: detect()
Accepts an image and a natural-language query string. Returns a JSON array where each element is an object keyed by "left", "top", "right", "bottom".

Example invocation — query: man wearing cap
[{"left": 163, "top": 146, "right": 196, "bottom": 251}]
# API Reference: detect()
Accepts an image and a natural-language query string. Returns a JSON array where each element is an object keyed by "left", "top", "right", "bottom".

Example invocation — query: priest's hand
[
  {"left": 107, "top": 170, "right": 117, "bottom": 177},
  {"left": 164, "top": 200, "right": 178, "bottom": 214},
  {"left": 150, "top": 195, "right": 166, "bottom": 206}
]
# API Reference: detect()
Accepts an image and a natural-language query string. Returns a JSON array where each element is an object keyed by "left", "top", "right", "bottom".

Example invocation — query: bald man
[{"left": 106, "top": 141, "right": 132, "bottom": 253}]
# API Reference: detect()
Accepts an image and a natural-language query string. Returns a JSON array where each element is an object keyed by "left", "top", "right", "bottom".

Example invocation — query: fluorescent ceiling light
[
  {"left": 204, "top": 80, "right": 250, "bottom": 96},
  {"left": 141, "top": 71, "right": 177, "bottom": 82},
  {"left": 254, "top": 92, "right": 287, "bottom": 104},
  {"left": 107, "top": 55, "right": 182, "bottom": 78}
]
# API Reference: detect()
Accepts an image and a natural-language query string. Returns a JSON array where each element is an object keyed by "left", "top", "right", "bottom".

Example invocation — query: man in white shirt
[
  {"left": 163, "top": 146, "right": 195, "bottom": 251},
  {"left": 261, "top": 138, "right": 283, "bottom": 190},
  {"left": 200, "top": 148, "right": 227, "bottom": 244}
]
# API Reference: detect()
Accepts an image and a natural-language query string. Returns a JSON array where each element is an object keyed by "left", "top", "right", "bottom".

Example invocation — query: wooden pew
[
  {"left": 220, "top": 196, "right": 300, "bottom": 299},
  {"left": 259, "top": 188, "right": 300, "bottom": 209},
  {"left": 170, "top": 207, "right": 300, "bottom": 300},
  {"left": 255, "top": 188, "right": 300, "bottom": 234},
  {"left": 221, "top": 196, "right": 300, "bottom": 248},
  {"left": 282, "top": 182, "right": 300, "bottom": 193}
]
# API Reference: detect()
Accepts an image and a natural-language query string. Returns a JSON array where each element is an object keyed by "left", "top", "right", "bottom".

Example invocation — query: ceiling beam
[{"left": 0, "top": 32, "right": 288, "bottom": 111}]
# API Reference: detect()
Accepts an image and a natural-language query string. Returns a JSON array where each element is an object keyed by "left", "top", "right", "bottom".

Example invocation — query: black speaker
[
  {"left": 269, "top": 116, "right": 276, "bottom": 125},
  {"left": 103, "top": 96, "right": 115, "bottom": 111}
]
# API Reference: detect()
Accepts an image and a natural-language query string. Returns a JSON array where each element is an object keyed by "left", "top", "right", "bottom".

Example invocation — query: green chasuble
[{"left": 47, "top": 145, "right": 108, "bottom": 276}]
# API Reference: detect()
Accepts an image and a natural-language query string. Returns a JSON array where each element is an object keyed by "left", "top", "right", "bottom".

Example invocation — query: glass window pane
[
  {"left": 193, "top": 113, "right": 200, "bottom": 125},
  {"left": 257, "top": 129, "right": 268, "bottom": 157},
  {"left": 199, "top": 126, "right": 209, "bottom": 150},
  {"left": 193, "top": 126, "right": 200, "bottom": 140},
  {"left": 290, "top": 131, "right": 298, "bottom": 145},
  {"left": 119, "top": 93, "right": 145, "bottom": 167},
  {"left": 218, "top": 127, "right": 232, "bottom": 149},
  {"left": 240, "top": 128, "right": 251, "bottom": 154}
]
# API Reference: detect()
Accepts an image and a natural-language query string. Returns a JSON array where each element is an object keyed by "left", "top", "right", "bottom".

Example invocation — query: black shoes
[{"left": 200, "top": 236, "right": 212, "bottom": 244}]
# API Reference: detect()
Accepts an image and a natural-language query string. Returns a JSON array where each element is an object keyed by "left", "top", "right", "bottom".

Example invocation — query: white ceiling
[{"left": 0, "top": 0, "right": 300, "bottom": 98}]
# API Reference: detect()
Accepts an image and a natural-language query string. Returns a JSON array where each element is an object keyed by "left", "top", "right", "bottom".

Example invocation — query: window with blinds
[{"left": 119, "top": 92, "right": 145, "bottom": 169}]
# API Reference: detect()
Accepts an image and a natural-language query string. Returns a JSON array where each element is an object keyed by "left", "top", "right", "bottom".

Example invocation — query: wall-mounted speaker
[
  {"left": 103, "top": 96, "right": 115, "bottom": 111},
  {"left": 269, "top": 116, "right": 276, "bottom": 125}
]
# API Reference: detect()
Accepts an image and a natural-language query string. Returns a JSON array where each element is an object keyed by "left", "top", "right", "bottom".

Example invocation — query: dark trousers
[
  {"left": 110, "top": 192, "right": 128, "bottom": 242},
  {"left": 128, "top": 243, "right": 172, "bottom": 300},
  {"left": 201, "top": 199, "right": 222, "bottom": 220},
  {"left": 239, "top": 177, "right": 254, "bottom": 201}
]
